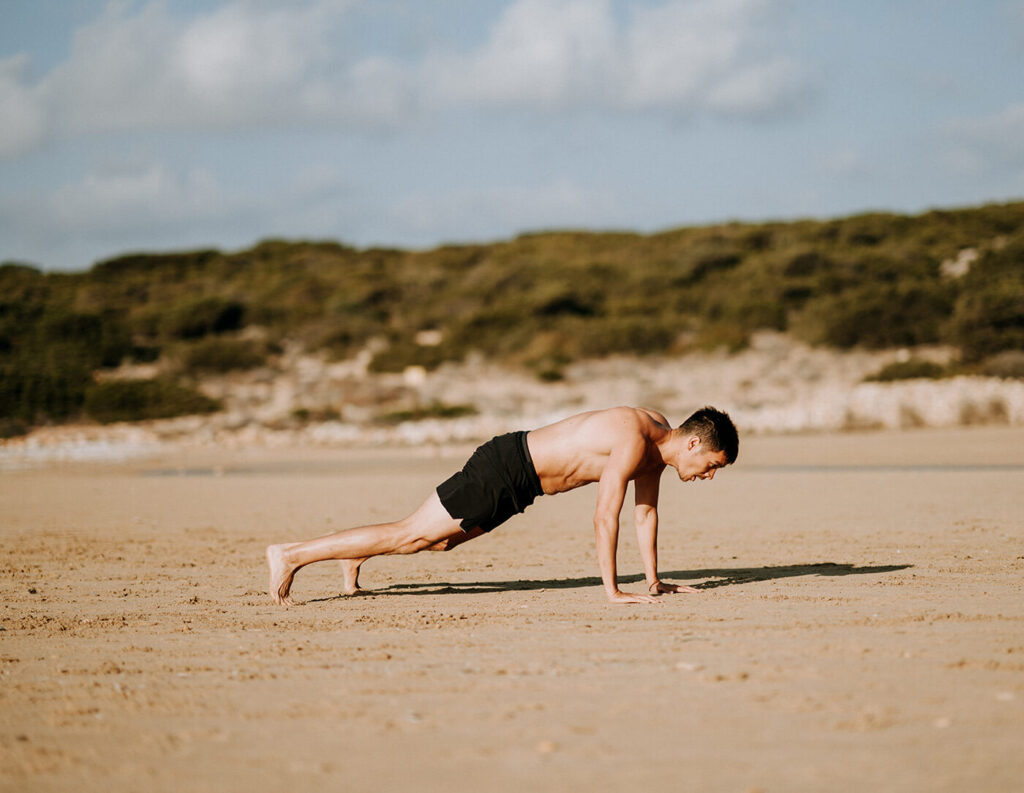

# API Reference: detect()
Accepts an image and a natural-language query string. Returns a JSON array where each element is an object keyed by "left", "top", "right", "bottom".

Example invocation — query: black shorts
[{"left": 436, "top": 431, "right": 544, "bottom": 533}]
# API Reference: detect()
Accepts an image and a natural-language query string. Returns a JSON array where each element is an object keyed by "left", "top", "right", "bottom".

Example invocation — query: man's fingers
[
  {"left": 660, "top": 583, "right": 700, "bottom": 594},
  {"left": 608, "top": 591, "right": 662, "bottom": 604}
]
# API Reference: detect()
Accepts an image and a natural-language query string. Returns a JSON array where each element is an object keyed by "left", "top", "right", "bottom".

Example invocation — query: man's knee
[
  {"left": 393, "top": 521, "right": 457, "bottom": 554},
  {"left": 430, "top": 526, "right": 483, "bottom": 552},
  {"left": 428, "top": 535, "right": 461, "bottom": 552}
]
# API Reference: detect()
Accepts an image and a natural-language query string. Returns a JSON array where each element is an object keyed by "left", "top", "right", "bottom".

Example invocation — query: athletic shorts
[{"left": 436, "top": 431, "right": 544, "bottom": 533}]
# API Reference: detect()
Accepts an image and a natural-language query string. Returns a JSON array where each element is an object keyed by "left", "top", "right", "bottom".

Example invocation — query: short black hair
[{"left": 679, "top": 406, "right": 739, "bottom": 464}]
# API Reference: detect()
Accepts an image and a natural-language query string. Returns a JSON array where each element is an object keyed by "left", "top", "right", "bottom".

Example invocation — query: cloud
[
  {"left": 425, "top": 0, "right": 810, "bottom": 117},
  {"left": 0, "top": 55, "right": 45, "bottom": 156},
  {"left": 943, "top": 103, "right": 1024, "bottom": 175},
  {"left": 0, "top": 0, "right": 809, "bottom": 158},
  {"left": 426, "top": 0, "right": 618, "bottom": 108},
  {"left": 46, "top": 161, "right": 236, "bottom": 233},
  {"left": 2, "top": 0, "right": 399, "bottom": 154},
  {"left": 45, "top": 0, "right": 401, "bottom": 133}
]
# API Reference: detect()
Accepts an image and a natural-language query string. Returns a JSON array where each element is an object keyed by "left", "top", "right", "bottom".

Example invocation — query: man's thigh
[{"left": 408, "top": 490, "right": 468, "bottom": 544}]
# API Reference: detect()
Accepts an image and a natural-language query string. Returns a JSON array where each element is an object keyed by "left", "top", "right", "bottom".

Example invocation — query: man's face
[{"left": 677, "top": 439, "right": 729, "bottom": 482}]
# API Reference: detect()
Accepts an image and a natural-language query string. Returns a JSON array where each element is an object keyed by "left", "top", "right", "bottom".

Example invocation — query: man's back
[{"left": 526, "top": 406, "right": 671, "bottom": 495}]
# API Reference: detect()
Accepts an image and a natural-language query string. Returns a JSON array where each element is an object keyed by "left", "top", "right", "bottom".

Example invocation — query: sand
[{"left": 2, "top": 426, "right": 1022, "bottom": 792}]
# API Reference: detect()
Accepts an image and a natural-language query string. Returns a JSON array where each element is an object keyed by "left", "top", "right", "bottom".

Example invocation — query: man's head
[{"left": 674, "top": 406, "right": 739, "bottom": 482}]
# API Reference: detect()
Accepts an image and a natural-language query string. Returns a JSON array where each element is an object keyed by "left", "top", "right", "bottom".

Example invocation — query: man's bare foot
[
  {"left": 266, "top": 544, "right": 297, "bottom": 605},
  {"left": 339, "top": 557, "right": 367, "bottom": 595}
]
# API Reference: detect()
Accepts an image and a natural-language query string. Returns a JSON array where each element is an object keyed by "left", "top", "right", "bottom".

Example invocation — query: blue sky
[{"left": 2, "top": 0, "right": 1023, "bottom": 271}]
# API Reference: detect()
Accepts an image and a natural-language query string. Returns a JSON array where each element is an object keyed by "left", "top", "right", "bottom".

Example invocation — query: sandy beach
[{"left": 2, "top": 426, "right": 1023, "bottom": 792}]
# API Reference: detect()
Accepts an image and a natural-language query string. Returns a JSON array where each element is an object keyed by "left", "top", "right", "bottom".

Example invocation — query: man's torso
[{"left": 526, "top": 407, "right": 669, "bottom": 495}]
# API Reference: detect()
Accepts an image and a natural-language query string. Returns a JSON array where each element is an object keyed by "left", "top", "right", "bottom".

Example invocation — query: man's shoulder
[
  {"left": 596, "top": 405, "right": 665, "bottom": 421},
  {"left": 597, "top": 407, "right": 667, "bottom": 455},
  {"left": 601, "top": 406, "right": 670, "bottom": 432}
]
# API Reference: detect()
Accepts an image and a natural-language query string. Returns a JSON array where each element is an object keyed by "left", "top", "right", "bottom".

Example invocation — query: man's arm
[
  {"left": 634, "top": 473, "right": 699, "bottom": 596},
  {"left": 594, "top": 452, "right": 659, "bottom": 605}
]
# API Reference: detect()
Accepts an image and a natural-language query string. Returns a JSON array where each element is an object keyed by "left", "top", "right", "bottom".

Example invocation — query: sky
[{"left": 2, "top": 0, "right": 1023, "bottom": 272}]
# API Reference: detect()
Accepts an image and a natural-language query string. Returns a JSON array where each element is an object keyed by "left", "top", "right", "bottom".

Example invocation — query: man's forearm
[
  {"left": 635, "top": 517, "right": 659, "bottom": 588},
  {"left": 594, "top": 517, "right": 621, "bottom": 596}
]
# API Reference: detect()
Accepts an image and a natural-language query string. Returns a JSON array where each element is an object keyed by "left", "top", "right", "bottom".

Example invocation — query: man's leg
[
  {"left": 266, "top": 490, "right": 466, "bottom": 605},
  {"left": 340, "top": 526, "right": 486, "bottom": 594}
]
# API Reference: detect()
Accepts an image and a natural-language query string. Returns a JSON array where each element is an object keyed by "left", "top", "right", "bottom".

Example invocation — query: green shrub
[
  {"left": 574, "top": 317, "right": 677, "bottom": 357},
  {"left": 376, "top": 402, "right": 478, "bottom": 424},
  {"left": 161, "top": 296, "right": 246, "bottom": 339},
  {"left": 0, "top": 417, "right": 29, "bottom": 438},
  {"left": 980, "top": 350, "right": 1024, "bottom": 379},
  {"left": 368, "top": 339, "right": 456, "bottom": 373},
  {"left": 291, "top": 407, "right": 341, "bottom": 423},
  {"left": 799, "top": 282, "right": 952, "bottom": 349},
  {"left": 0, "top": 353, "right": 94, "bottom": 422},
  {"left": 536, "top": 366, "right": 566, "bottom": 382},
  {"left": 692, "top": 323, "right": 750, "bottom": 352},
  {"left": 181, "top": 337, "right": 268, "bottom": 373},
  {"left": 84, "top": 378, "right": 221, "bottom": 423},
  {"left": 864, "top": 360, "right": 951, "bottom": 382},
  {"left": 950, "top": 239, "right": 1024, "bottom": 361}
]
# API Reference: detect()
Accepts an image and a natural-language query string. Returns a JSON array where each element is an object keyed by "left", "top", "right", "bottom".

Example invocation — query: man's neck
[{"left": 656, "top": 429, "right": 685, "bottom": 469}]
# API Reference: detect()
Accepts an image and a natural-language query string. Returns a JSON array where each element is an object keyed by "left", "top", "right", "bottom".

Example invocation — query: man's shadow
[{"left": 310, "top": 562, "right": 912, "bottom": 600}]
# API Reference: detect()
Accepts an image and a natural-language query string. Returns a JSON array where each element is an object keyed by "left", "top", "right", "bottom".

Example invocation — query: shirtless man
[{"left": 266, "top": 405, "right": 738, "bottom": 606}]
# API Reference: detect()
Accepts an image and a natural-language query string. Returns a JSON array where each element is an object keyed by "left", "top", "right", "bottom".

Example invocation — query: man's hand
[
  {"left": 649, "top": 581, "right": 700, "bottom": 595},
  {"left": 606, "top": 589, "right": 661, "bottom": 604}
]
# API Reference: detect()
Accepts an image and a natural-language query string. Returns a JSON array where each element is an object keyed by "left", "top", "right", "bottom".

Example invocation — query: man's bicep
[
  {"left": 595, "top": 467, "right": 630, "bottom": 523},
  {"left": 594, "top": 437, "right": 645, "bottom": 521}
]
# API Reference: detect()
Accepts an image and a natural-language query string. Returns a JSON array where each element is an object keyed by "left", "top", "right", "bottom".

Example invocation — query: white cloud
[
  {"left": 1, "top": 0, "right": 397, "bottom": 154},
  {"left": 427, "top": 0, "right": 617, "bottom": 108},
  {"left": 425, "top": 0, "right": 809, "bottom": 117},
  {"left": 0, "top": 55, "right": 45, "bottom": 156},
  {"left": 46, "top": 161, "right": 232, "bottom": 232},
  {"left": 0, "top": 0, "right": 808, "bottom": 158},
  {"left": 943, "top": 103, "right": 1024, "bottom": 175}
]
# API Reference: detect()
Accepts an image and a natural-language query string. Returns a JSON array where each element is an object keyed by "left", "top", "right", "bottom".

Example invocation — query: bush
[
  {"left": 799, "top": 283, "right": 952, "bottom": 349},
  {"left": 0, "top": 417, "right": 29, "bottom": 438},
  {"left": 376, "top": 402, "right": 478, "bottom": 424},
  {"left": 574, "top": 317, "right": 677, "bottom": 357},
  {"left": 161, "top": 296, "right": 246, "bottom": 340},
  {"left": 84, "top": 378, "right": 221, "bottom": 423},
  {"left": 692, "top": 323, "right": 750, "bottom": 352},
  {"left": 950, "top": 239, "right": 1024, "bottom": 361},
  {"left": 0, "top": 354, "right": 94, "bottom": 422},
  {"left": 181, "top": 337, "right": 268, "bottom": 374},
  {"left": 368, "top": 339, "right": 456, "bottom": 373},
  {"left": 980, "top": 350, "right": 1024, "bottom": 379},
  {"left": 864, "top": 360, "right": 950, "bottom": 382}
]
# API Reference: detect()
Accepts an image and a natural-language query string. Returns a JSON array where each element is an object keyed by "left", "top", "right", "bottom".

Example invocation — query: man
[{"left": 266, "top": 405, "right": 738, "bottom": 606}]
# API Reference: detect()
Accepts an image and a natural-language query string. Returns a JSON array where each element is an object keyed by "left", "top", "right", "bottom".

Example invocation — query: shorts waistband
[{"left": 516, "top": 430, "right": 544, "bottom": 498}]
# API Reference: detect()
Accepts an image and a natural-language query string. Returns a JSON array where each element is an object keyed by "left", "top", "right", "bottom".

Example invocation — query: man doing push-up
[{"left": 266, "top": 405, "right": 738, "bottom": 605}]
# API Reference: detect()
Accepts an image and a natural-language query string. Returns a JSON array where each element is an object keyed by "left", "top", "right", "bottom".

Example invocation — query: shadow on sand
[{"left": 308, "top": 562, "right": 911, "bottom": 602}]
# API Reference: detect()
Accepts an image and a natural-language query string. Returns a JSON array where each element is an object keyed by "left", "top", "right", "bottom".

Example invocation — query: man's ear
[{"left": 686, "top": 435, "right": 702, "bottom": 452}]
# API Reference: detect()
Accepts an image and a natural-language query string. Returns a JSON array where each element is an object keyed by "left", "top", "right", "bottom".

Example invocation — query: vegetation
[
  {"left": 376, "top": 402, "right": 479, "bottom": 425},
  {"left": 178, "top": 337, "right": 271, "bottom": 374},
  {"left": 863, "top": 360, "right": 952, "bottom": 382},
  {"left": 83, "top": 378, "right": 221, "bottom": 424},
  {"left": 2, "top": 201, "right": 1023, "bottom": 427}
]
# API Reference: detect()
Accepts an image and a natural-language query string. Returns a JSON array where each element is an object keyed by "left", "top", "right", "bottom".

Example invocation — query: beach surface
[{"left": 2, "top": 426, "right": 1022, "bottom": 792}]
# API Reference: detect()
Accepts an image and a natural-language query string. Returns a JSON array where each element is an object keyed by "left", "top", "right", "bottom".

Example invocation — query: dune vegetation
[{"left": 1, "top": 201, "right": 1022, "bottom": 431}]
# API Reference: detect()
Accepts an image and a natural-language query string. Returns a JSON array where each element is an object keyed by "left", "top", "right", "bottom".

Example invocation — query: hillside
[{"left": 1, "top": 201, "right": 1023, "bottom": 438}]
